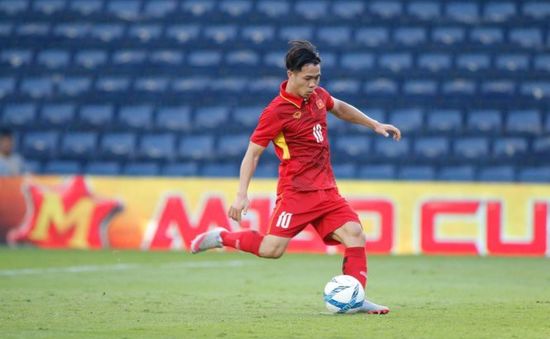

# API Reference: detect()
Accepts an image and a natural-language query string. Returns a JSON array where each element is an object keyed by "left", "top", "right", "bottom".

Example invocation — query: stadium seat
[
  {"left": 470, "top": 28, "right": 504, "bottom": 45},
  {"left": 23, "top": 131, "right": 58, "bottom": 159},
  {"left": 79, "top": 105, "right": 114, "bottom": 128},
  {"left": 226, "top": 50, "right": 260, "bottom": 67},
  {"left": 61, "top": 132, "right": 97, "bottom": 159},
  {"left": 149, "top": 50, "right": 183, "bottom": 66},
  {"left": 162, "top": 162, "right": 199, "bottom": 177},
  {"left": 54, "top": 23, "right": 89, "bottom": 40},
  {"left": 75, "top": 50, "right": 108, "bottom": 69},
  {"left": 95, "top": 77, "right": 130, "bottom": 93},
  {"left": 85, "top": 161, "right": 121, "bottom": 176},
  {"left": 279, "top": 26, "right": 314, "bottom": 43},
  {"left": 100, "top": 133, "right": 137, "bottom": 159},
  {"left": 478, "top": 166, "right": 515, "bottom": 182},
  {"left": 495, "top": 54, "right": 529, "bottom": 72},
  {"left": 403, "top": 80, "right": 437, "bottom": 96},
  {"left": 58, "top": 77, "right": 91, "bottom": 97},
  {"left": 418, "top": 53, "right": 451, "bottom": 72},
  {"left": 534, "top": 55, "right": 550, "bottom": 73},
  {"left": 445, "top": 2, "right": 479, "bottom": 23},
  {"left": 256, "top": 0, "right": 289, "bottom": 18},
  {"left": 249, "top": 76, "right": 280, "bottom": 95},
  {"left": 326, "top": 79, "right": 360, "bottom": 96},
  {"left": 438, "top": 165, "right": 475, "bottom": 181},
  {"left": 493, "top": 138, "right": 528, "bottom": 159},
  {"left": 364, "top": 79, "right": 398, "bottom": 96},
  {"left": 241, "top": 26, "right": 275, "bottom": 45},
  {"left": 219, "top": 0, "right": 252, "bottom": 17},
  {"left": 178, "top": 135, "right": 215, "bottom": 160},
  {"left": 210, "top": 77, "right": 247, "bottom": 93},
  {"left": 518, "top": 167, "right": 550, "bottom": 182},
  {"left": 0, "top": 23, "right": 12, "bottom": 38},
  {"left": 369, "top": 1, "right": 402, "bottom": 18},
  {"left": 506, "top": 110, "right": 541, "bottom": 135},
  {"left": 483, "top": 2, "right": 516, "bottom": 22},
  {"left": 89, "top": 24, "right": 124, "bottom": 42},
  {"left": 332, "top": 163, "right": 356, "bottom": 179},
  {"left": 20, "top": 77, "right": 53, "bottom": 98},
  {"left": 70, "top": 0, "right": 103, "bottom": 16},
  {"left": 456, "top": 54, "right": 490, "bottom": 72},
  {"left": 521, "top": 82, "right": 550, "bottom": 100},
  {"left": 172, "top": 76, "right": 210, "bottom": 93},
  {"left": 398, "top": 165, "right": 435, "bottom": 181},
  {"left": 166, "top": 24, "right": 201, "bottom": 43},
  {"left": 37, "top": 49, "right": 69, "bottom": 69},
  {"left": 379, "top": 53, "right": 412, "bottom": 72},
  {"left": 217, "top": 134, "right": 250, "bottom": 157},
  {"left": 134, "top": 77, "right": 169, "bottom": 93},
  {"left": 356, "top": 27, "right": 389, "bottom": 47},
  {"left": 188, "top": 50, "right": 222, "bottom": 67},
  {"left": 112, "top": 50, "right": 147, "bottom": 66},
  {"left": 374, "top": 137, "right": 410, "bottom": 159},
  {"left": 532, "top": 137, "right": 550, "bottom": 156},
  {"left": 394, "top": 27, "right": 426, "bottom": 46},
  {"left": 522, "top": 2, "right": 550, "bottom": 20},
  {"left": 128, "top": 24, "right": 162, "bottom": 42},
  {"left": 388, "top": 109, "right": 423, "bottom": 134},
  {"left": 467, "top": 110, "right": 502, "bottom": 133},
  {"left": 426, "top": 110, "right": 462, "bottom": 133},
  {"left": 334, "top": 135, "right": 371, "bottom": 158},
  {"left": 414, "top": 137, "right": 450, "bottom": 160},
  {"left": 318, "top": 27, "right": 352, "bottom": 46},
  {"left": 264, "top": 51, "right": 286, "bottom": 69},
  {"left": 233, "top": 106, "right": 262, "bottom": 128},
  {"left": 44, "top": 160, "right": 81, "bottom": 175},
  {"left": 481, "top": 80, "right": 515, "bottom": 97},
  {"left": 203, "top": 25, "right": 238, "bottom": 45},
  {"left": 432, "top": 27, "right": 465, "bottom": 45},
  {"left": 123, "top": 162, "right": 160, "bottom": 176},
  {"left": 0, "top": 77, "right": 14, "bottom": 98},
  {"left": 332, "top": 1, "right": 365, "bottom": 19},
  {"left": 156, "top": 106, "right": 192, "bottom": 132},
  {"left": 454, "top": 137, "right": 490, "bottom": 160},
  {"left": 357, "top": 164, "right": 396, "bottom": 180},
  {"left": 181, "top": 0, "right": 215, "bottom": 17},
  {"left": 17, "top": 23, "right": 50, "bottom": 37},
  {"left": 509, "top": 28, "right": 542, "bottom": 48},
  {"left": 107, "top": 0, "right": 142, "bottom": 21},
  {"left": 194, "top": 106, "right": 230, "bottom": 129},
  {"left": 407, "top": 1, "right": 440, "bottom": 20},
  {"left": 24, "top": 160, "right": 42, "bottom": 174},
  {"left": 1, "top": 50, "right": 32, "bottom": 68},
  {"left": 255, "top": 162, "right": 279, "bottom": 178},
  {"left": 442, "top": 79, "right": 476, "bottom": 96},
  {"left": 3, "top": 104, "right": 37, "bottom": 128},
  {"left": 295, "top": 0, "right": 329, "bottom": 20},
  {"left": 139, "top": 134, "right": 176, "bottom": 160},
  {"left": 201, "top": 163, "right": 238, "bottom": 177},
  {"left": 143, "top": 0, "right": 177, "bottom": 19},
  {"left": 0, "top": 0, "right": 29, "bottom": 15},
  {"left": 341, "top": 53, "right": 374, "bottom": 71}
]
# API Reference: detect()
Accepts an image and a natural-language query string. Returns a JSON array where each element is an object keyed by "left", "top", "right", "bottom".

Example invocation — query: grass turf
[{"left": 1, "top": 248, "right": 549, "bottom": 339}]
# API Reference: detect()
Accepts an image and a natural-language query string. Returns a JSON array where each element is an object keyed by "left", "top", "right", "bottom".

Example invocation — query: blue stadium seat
[
  {"left": 481, "top": 80, "right": 515, "bottom": 97},
  {"left": 467, "top": 110, "right": 502, "bottom": 133},
  {"left": 249, "top": 76, "right": 280, "bottom": 95},
  {"left": 61, "top": 132, "right": 97, "bottom": 159},
  {"left": 1, "top": 49, "right": 33, "bottom": 68},
  {"left": 139, "top": 134, "right": 175, "bottom": 160},
  {"left": 166, "top": 24, "right": 201, "bottom": 43},
  {"left": 332, "top": 163, "right": 356, "bottom": 179},
  {"left": 0, "top": 0, "right": 29, "bottom": 14},
  {"left": 156, "top": 106, "right": 192, "bottom": 132},
  {"left": 369, "top": 1, "right": 403, "bottom": 18},
  {"left": 128, "top": 24, "right": 162, "bottom": 42},
  {"left": 172, "top": 76, "right": 210, "bottom": 93},
  {"left": 20, "top": 77, "right": 53, "bottom": 98},
  {"left": 356, "top": 27, "right": 389, "bottom": 47},
  {"left": 388, "top": 109, "right": 423, "bottom": 134},
  {"left": 144, "top": 0, "right": 177, "bottom": 19},
  {"left": 332, "top": 1, "right": 365, "bottom": 19},
  {"left": 432, "top": 27, "right": 465, "bottom": 45},
  {"left": 194, "top": 106, "right": 230, "bottom": 129},
  {"left": 493, "top": 138, "right": 528, "bottom": 159},
  {"left": 327, "top": 112, "right": 348, "bottom": 133},
  {"left": 279, "top": 26, "right": 314, "bottom": 43},
  {"left": 379, "top": 53, "right": 412, "bottom": 72},
  {"left": 3, "top": 104, "right": 37, "bottom": 128},
  {"left": 123, "top": 162, "right": 160, "bottom": 176},
  {"left": 95, "top": 77, "right": 130, "bottom": 93},
  {"left": 346, "top": 108, "right": 385, "bottom": 133},
  {"left": 509, "top": 28, "right": 542, "bottom": 48},
  {"left": 233, "top": 106, "right": 262, "bottom": 128},
  {"left": 219, "top": 0, "right": 253, "bottom": 17},
  {"left": 90, "top": 24, "right": 124, "bottom": 42},
  {"left": 134, "top": 77, "right": 169, "bottom": 93},
  {"left": 41, "top": 104, "right": 76, "bottom": 128},
  {"left": 478, "top": 166, "right": 515, "bottom": 182},
  {"left": 107, "top": 0, "right": 142, "bottom": 21},
  {"left": 394, "top": 27, "right": 426, "bottom": 46},
  {"left": 522, "top": 2, "right": 550, "bottom": 20},
  {"left": 264, "top": 51, "right": 286, "bottom": 69},
  {"left": 202, "top": 163, "right": 238, "bottom": 177},
  {"left": 37, "top": 49, "right": 69, "bottom": 69},
  {"left": 203, "top": 25, "right": 238, "bottom": 45},
  {"left": 374, "top": 137, "right": 410, "bottom": 159},
  {"left": 226, "top": 50, "right": 260, "bottom": 67},
  {"left": 518, "top": 167, "right": 550, "bottom": 182},
  {"left": 79, "top": 105, "right": 114, "bottom": 128},
  {"left": 418, "top": 53, "right": 451, "bottom": 72},
  {"left": 318, "top": 27, "right": 352, "bottom": 46},
  {"left": 408, "top": 2, "right": 440, "bottom": 20},
  {"left": 17, "top": 23, "right": 50, "bottom": 37},
  {"left": 442, "top": 79, "right": 476, "bottom": 96},
  {"left": 364, "top": 78, "right": 398, "bottom": 96},
  {"left": 438, "top": 165, "right": 475, "bottom": 181},
  {"left": 506, "top": 110, "right": 541, "bottom": 135},
  {"left": 58, "top": 77, "right": 91, "bottom": 97},
  {"left": 414, "top": 137, "right": 450, "bottom": 160},
  {"left": 54, "top": 23, "right": 89, "bottom": 40},
  {"left": 470, "top": 28, "right": 504, "bottom": 45},
  {"left": 256, "top": 0, "right": 289, "bottom": 18},
  {"left": 0, "top": 77, "right": 15, "bottom": 98},
  {"left": 295, "top": 0, "right": 329, "bottom": 20},
  {"left": 398, "top": 165, "right": 435, "bottom": 181},
  {"left": 426, "top": 110, "right": 462, "bottom": 133},
  {"left": 178, "top": 135, "right": 215, "bottom": 160},
  {"left": 495, "top": 54, "right": 529, "bottom": 72},
  {"left": 70, "top": 0, "right": 103, "bottom": 16},
  {"left": 188, "top": 50, "right": 222, "bottom": 67},
  {"left": 534, "top": 55, "right": 550, "bottom": 73},
  {"left": 326, "top": 79, "right": 360, "bottom": 96},
  {"left": 0, "top": 22, "right": 12, "bottom": 37},
  {"left": 44, "top": 160, "right": 81, "bottom": 175},
  {"left": 454, "top": 137, "right": 490, "bottom": 160},
  {"left": 100, "top": 133, "right": 136, "bottom": 159},
  {"left": 357, "top": 164, "right": 396, "bottom": 180},
  {"left": 24, "top": 160, "right": 41, "bottom": 174},
  {"left": 75, "top": 50, "right": 108, "bottom": 69},
  {"left": 241, "top": 26, "right": 275, "bottom": 45},
  {"left": 445, "top": 2, "right": 479, "bottom": 23},
  {"left": 162, "top": 162, "right": 198, "bottom": 177},
  {"left": 23, "top": 131, "right": 58, "bottom": 158},
  {"left": 218, "top": 134, "right": 250, "bottom": 157},
  {"left": 85, "top": 161, "right": 121, "bottom": 176},
  {"left": 181, "top": 0, "right": 215, "bottom": 17},
  {"left": 403, "top": 80, "right": 437, "bottom": 96},
  {"left": 334, "top": 135, "right": 371, "bottom": 157},
  {"left": 456, "top": 53, "right": 490, "bottom": 72},
  {"left": 255, "top": 162, "right": 278, "bottom": 178},
  {"left": 521, "top": 82, "right": 550, "bottom": 100},
  {"left": 210, "top": 77, "right": 247, "bottom": 93},
  {"left": 483, "top": 2, "right": 516, "bottom": 22},
  {"left": 532, "top": 137, "right": 550, "bottom": 156},
  {"left": 341, "top": 53, "right": 374, "bottom": 71},
  {"left": 112, "top": 50, "right": 147, "bottom": 66},
  {"left": 149, "top": 50, "right": 183, "bottom": 66}
]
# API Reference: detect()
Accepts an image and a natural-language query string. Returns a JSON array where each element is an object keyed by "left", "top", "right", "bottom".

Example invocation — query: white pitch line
[{"left": 0, "top": 260, "right": 247, "bottom": 277}]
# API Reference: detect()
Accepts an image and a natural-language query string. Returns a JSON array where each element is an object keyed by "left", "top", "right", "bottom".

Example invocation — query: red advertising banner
[{"left": 0, "top": 176, "right": 548, "bottom": 256}]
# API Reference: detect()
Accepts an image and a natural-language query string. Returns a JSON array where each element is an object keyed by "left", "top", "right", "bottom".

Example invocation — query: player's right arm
[{"left": 228, "top": 142, "right": 266, "bottom": 222}]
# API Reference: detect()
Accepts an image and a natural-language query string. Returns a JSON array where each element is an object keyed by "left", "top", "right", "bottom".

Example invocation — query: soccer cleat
[
  {"left": 358, "top": 299, "right": 390, "bottom": 315},
  {"left": 190, "top": 227, "right": 226, "bottom": 254}
]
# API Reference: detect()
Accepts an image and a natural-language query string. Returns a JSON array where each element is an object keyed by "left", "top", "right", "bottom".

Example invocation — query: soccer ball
[{"left": 323, "top": 275, "right": 365, "bottom": 314}]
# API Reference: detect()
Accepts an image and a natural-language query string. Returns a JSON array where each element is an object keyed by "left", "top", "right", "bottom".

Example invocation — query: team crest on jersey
[
  {"left": 316, "top": 99, "right": 325, "bottom": 109},
  {"left": 293, "top": 111, "right": 302, "bottom": 119}
]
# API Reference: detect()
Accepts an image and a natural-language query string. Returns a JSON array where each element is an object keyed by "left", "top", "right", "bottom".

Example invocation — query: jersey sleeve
[
  {"left": 318, "top": 86, "right": 335, "bottom": 111},
  {"left": 250, "top": 107, "right": 282, "bottom": 147}
]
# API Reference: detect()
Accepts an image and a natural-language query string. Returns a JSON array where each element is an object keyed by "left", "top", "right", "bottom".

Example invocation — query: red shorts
[{"left": 267, "top": 188, "right": 361, "bottom": 245}]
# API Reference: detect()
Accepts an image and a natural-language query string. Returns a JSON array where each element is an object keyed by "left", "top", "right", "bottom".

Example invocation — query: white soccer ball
[{"left": 323, "top": 275, "right": 365, "bottom": 314}]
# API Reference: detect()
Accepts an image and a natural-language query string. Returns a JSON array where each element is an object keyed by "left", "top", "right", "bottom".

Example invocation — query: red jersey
[{"left": 251, "top": 80, "right": 336, "bottom": 194}]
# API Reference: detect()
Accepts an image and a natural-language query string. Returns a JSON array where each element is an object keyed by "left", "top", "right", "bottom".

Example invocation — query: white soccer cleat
[
  {"left": 358, "top": 299, "right": 390, "bottom": 315},
  {"left": 190, "top": 227, "right": 226, "bottom": 254}
]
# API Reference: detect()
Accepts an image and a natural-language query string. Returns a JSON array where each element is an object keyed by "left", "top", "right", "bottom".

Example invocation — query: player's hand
[
  {"left": 228, "top": 194, "right": 250, "bottom": 223},
  {"left": 374, "top": 123, "right": 401, "bottom": 141}
]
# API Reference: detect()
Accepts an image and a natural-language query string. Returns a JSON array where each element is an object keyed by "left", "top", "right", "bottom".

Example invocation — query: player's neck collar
[{"left": 279, "top": 80, "right": 303, "bottom": 108}]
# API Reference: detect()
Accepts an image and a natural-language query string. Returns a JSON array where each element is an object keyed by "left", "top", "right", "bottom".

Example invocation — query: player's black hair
[
  {"left": 0, "top": 128, "right": 13, "bottom": 138},
  {"left": 285, "top": 40, "right": 321, "bottom": 72}
]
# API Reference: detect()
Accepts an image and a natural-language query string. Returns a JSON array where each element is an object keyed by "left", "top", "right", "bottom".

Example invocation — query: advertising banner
[{"left": 0, "top": 176, "right": 548, "bottom": 256}]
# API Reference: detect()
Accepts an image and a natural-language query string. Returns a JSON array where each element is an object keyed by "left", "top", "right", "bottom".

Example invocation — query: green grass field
[{"left": 1, "top": 248, "right": 549, "bottom": 339}]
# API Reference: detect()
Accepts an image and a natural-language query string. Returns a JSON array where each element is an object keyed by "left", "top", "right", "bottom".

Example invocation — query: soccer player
[{"left": 191, "top": 40, "right": 401, "bottom": 314}]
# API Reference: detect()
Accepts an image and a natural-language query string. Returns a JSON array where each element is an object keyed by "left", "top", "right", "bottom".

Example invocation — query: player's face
[{"left": 288, "top": 63, "right": 321, "bottom": 99}]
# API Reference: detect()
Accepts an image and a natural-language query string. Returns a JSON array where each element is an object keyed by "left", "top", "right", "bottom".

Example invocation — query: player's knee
[
  {"left": 259, "top": 245, "right": 285, "bottom": 259},
  {"left": 342, "top": 223, "right": 366, "bottom": 246}
]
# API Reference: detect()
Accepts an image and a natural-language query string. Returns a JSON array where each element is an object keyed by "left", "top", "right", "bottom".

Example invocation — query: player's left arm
[{"left": 330, "top": 97, "right": 401, "bottom": 141}]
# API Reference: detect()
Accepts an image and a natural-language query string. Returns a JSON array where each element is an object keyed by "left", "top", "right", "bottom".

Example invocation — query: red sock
[
  {"left": 342, "top": 247, "right": 367, "bottom": 288},
  {"left": 220, "top": 230, "right": 264, "bottom": 256}
]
